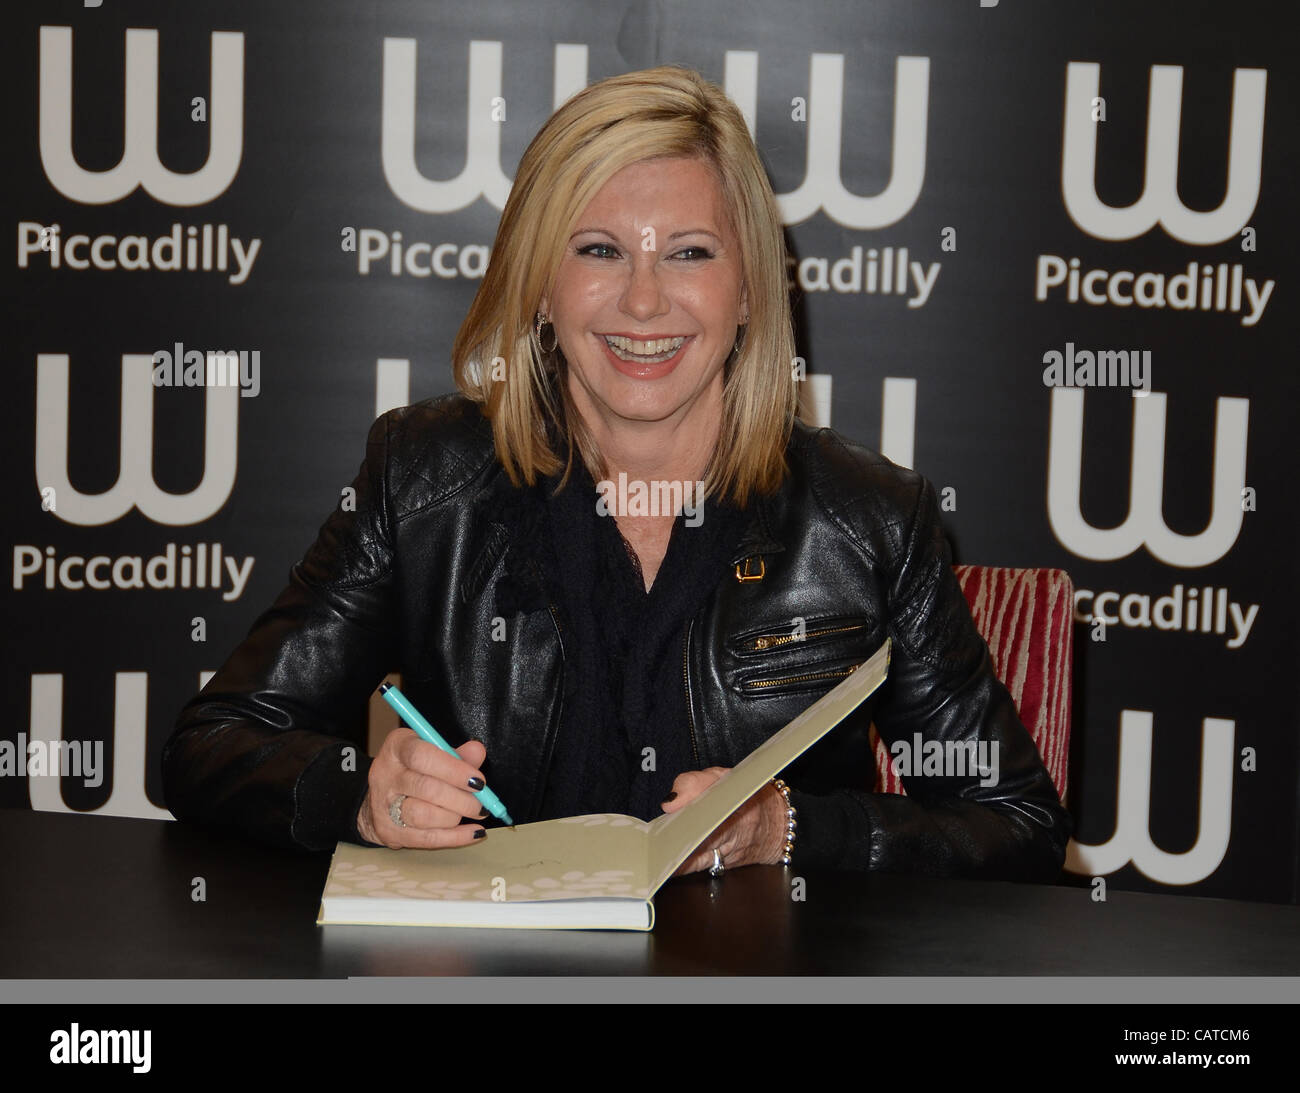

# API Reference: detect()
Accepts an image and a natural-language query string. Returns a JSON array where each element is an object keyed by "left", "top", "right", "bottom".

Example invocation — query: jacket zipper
[
  {"left": 682, "top": 618, "right": 701, "bottom": 767},
  {"left": 530, "top": 600, "right": 566, "bottom": 820},
  {"left": 742, "top": 665, "right": 858, "bottom": 691},
  {"left": 749, "top": 622, "right": 865, "bottom": 651}
]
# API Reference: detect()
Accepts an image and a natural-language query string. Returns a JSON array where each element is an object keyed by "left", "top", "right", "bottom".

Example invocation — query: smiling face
[{"left": 541, "top": 156, "right": 748, "bottom": 443}]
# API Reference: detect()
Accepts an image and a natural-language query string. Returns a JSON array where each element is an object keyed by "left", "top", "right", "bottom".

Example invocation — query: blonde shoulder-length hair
[{"left": 451, "top": 64, "right": 798, "bottom": 507}]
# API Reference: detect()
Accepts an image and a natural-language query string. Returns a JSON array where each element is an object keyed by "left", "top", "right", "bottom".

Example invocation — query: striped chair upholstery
[{"left": 871, "top": 565, "right": 1073, "bottom": 803}]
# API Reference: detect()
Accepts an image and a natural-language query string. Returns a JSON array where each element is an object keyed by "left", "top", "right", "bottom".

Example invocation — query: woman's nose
[{"left": 619, "top": 257, "right": 669, "bottom": 320}]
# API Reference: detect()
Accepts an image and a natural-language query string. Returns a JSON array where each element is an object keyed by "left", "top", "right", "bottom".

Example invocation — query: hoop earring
[
  {"left": 733, "top": 323, "right": 747, "bottom": 356},
  {"left": 535, "top": 312, "right": 558, "bottom": 354}
]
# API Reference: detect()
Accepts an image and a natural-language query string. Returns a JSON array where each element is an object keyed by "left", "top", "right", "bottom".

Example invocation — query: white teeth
[{"left": 603, "top": 334, "right": 686, "bottom": 358}]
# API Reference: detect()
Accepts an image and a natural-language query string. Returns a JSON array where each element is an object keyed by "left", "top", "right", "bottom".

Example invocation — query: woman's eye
[{"left": 577, "top": 243, "right": 712, "bottom": 261}]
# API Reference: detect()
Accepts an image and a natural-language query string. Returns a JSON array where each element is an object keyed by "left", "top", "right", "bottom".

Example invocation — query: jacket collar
[
  {"left": 729, "top": 488, "right": 786, "bottom": 564},
  {"left": 458, "top": 430, "right": 794, "bottom": 605}
]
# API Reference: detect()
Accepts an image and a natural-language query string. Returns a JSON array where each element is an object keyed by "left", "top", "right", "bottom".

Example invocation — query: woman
[{"left": 162, "top": 66, "right": 1071, "bottom": 880}]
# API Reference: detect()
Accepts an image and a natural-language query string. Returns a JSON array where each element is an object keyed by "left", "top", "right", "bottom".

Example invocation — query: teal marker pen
[{"left": 377, "top": 682, "right": 514, "bottom": 826}]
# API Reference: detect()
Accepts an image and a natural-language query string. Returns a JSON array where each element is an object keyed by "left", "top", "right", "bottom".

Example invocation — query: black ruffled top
[{"left": 489, "top": 457, "right": 747, "bottom": 821}]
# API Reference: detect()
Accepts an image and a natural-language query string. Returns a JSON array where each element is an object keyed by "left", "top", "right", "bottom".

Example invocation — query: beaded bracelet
[{"left": 772, "top": 778, "right": 797, "bottom": 865}]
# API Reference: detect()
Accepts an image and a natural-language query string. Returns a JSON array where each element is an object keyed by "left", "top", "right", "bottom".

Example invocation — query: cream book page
[
  {"left": 644, "top": 637, "right": 890, "bottom": 886},
  {"left": 321, "top": 639, "right": 889, "bottom": 907},
  {"left": 322, "top": 815, "right": 655, "bottom": 903}
]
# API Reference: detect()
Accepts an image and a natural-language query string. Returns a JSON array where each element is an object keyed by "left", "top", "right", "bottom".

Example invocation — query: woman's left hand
[{"left": 661, "top": 767, "right": 788, "bottom": 875}]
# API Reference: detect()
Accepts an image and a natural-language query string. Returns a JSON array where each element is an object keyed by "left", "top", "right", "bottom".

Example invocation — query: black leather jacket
[{"left": 162, "top": 394, "right": 1072, "bottom": 881}]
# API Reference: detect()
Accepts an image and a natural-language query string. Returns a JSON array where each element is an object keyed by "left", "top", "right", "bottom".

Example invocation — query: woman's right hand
[{"left": 355, "top": 729, "right": 491, "bottom": 849}]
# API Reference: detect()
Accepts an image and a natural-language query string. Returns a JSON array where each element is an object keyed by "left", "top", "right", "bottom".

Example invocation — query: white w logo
[
  {"left": 36, "top": 354, "right": 239, "bottom": 526},
  {"left": 1066, "top": 710, "right": 1234, "bottom": 886},
  {"left": 725, "top": 50, "right": 929, "bottom": 229},
  {"left": 382, "top": 39, "right": 588, "bottom": 212},
  {"left": 1062, "top": 62, "right": 1266, "bottom": 244},
  {"left": 26, "top": 672, "right": 191, "bottom": 820},
  {"left": 25, "top": 666, "right": 390, "bottom": 822},
  {"left": 381, "top": 42, "right": 928, "bottom": 228},
  {"left": 39, "top": 25, "right": 244, "bottom": 206},
  {"left": 1047, "top": 389, "right": 1248, "bottom": 567}
]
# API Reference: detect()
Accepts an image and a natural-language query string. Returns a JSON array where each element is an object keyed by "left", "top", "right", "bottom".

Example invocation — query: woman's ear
[{"left": 739, "top": 281, "right": 749, "bottom": 324}]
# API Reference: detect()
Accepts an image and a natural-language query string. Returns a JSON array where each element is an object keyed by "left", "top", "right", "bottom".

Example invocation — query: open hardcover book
[{"left": 317, "top": 638, "right": 889, "bottom": 930}]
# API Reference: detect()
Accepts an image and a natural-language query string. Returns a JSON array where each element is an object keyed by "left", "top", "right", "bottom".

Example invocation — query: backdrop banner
[{"left": 4, "top": 0, "right": 1296, "bottom": 904}]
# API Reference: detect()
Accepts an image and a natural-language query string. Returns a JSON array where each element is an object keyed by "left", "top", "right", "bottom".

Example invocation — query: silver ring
[
  {"left": 709, "top": 848, "right": 725, "bottom": 877},
  {"left": 389, "top": 794, "right": 407, "bottom": 827}
]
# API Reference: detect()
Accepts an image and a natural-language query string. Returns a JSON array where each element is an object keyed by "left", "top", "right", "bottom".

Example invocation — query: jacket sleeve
[
  {"left": 160, "top": 413, "right": 401, "bottom": 852},
  {"left": 787, "top": 475, "right": 1073, "bottom": 882}
]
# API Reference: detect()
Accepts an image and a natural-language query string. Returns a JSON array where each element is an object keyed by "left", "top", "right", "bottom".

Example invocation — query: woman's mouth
[
  {"left": 603, "top": 334, "right": 687, "bottom": 363},
  {"left": 599, "top": 334, "right": 691, "bottom": 377}
]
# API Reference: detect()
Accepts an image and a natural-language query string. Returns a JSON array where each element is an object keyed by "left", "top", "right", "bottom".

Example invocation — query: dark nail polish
[
  {"left": 479, "top": 809, "right": 490, "bottom": 819},
  {"left": 468, "top": 777, "right": 485, "bottom": 790},
  {"left": 473, "top": 829, "right": 487, "bottom": 839},
  {"left": 662, "top": 791, "right": 677, "bottom": 803}
]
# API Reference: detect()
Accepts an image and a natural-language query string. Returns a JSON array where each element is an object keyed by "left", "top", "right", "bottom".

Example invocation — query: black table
[{"left": 2, "top": 808, "right": 1298, "bottom": 980}]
